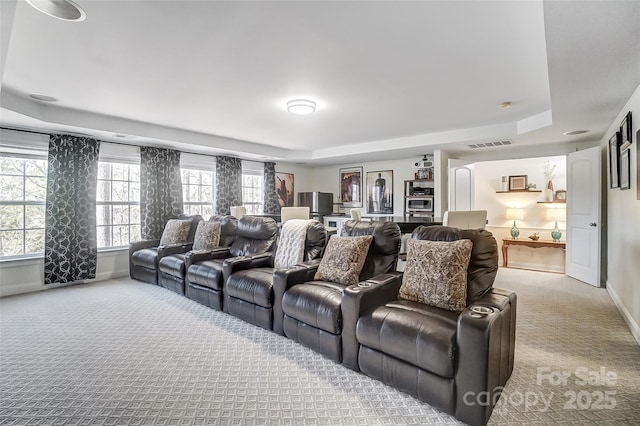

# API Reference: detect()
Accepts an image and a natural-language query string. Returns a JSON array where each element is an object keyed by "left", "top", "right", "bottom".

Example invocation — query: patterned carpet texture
[{"left": 1, "top": 268, "right": 639, "bottom": 425}]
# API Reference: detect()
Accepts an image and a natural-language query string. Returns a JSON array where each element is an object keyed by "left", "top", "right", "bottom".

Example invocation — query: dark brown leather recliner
[
  {"left": 280, "top": 220, "right": 401, "bottom": 363},
  {"left": 222, "top": 220, "right": 328, "bottom": 332},
  {"left": 157, "top": 215, "right": 238, "bottom": 295},
  {"left": 128, "top": 214, "right": 203, "bottom": 285},
  {"left": 184, "top": 216, "right": 277, "bottom": 311},
  {"left": 351, "top": 226, "right": 516, "bottom": 426}
]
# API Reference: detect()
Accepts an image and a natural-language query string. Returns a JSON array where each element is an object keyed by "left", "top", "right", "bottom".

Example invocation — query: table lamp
[
  {"left": 506, "top": 208, "right": 523, "bottom": 239},
  {"left": 546, "top": 208, "right": 565, "bottom": 242}
]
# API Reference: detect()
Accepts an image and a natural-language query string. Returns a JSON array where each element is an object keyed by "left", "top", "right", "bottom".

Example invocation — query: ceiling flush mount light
[
  {"left": 29, "top": 93, "right": 58, "bottom": 102},
  {"left": 287, "top": 99, "right": 316, "bottom": 115},
  {"left": 498, "top": 101, "right": 512, "bottom": 110},
  {"left": 563, "top": 130, "right": 589, "bottom": 136},
  {"left": 25, "top": 0, "right": 86, "bottom": 22}
]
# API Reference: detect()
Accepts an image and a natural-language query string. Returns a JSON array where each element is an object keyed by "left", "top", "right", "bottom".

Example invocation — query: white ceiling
[{"left": 1, "top": 0, "right": 639, "bottom": 165}]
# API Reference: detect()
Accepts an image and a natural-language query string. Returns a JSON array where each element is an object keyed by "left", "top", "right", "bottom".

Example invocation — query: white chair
[
  {"left": 442, "top": 210, "right": 487, "bottom": 229},
  {"left": 349, "top": 209, "right": 362, "bottom": 221},
  {"left": 281, "top": 206, "right": 310, "bottom": 223},
  {"left": 230, "top": 206, "right": 246, "bottom": 219}
]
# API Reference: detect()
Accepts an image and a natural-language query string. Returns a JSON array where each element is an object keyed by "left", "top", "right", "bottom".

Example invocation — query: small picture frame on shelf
[
  {"left": 619, "top": 111, "right": 632, "bottom": 151},
  {"left": 554, "top": 190, "right": 567, "bottom": 202},
  {"left": 415, "top": 169, "right": 428, "bottom": 180},
  {"left": 508, "top": 175, "right": 528, "bottom": 191}
]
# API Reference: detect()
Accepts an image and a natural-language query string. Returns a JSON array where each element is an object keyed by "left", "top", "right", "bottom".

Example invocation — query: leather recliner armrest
[
  {"left": 129, "top": 239, "right": 161, "bottom": 278},
  {"left": 455, "top": 288, "right": 517, "bottom": 426},
  {"left": 157, "top": 242, "right": 194, "bottom": 259},
  {"left": 272, "top": 260, "right": 322, "bottom": 335},
  {"left": 222, "top": 252, "right": 274, "bottom": 283},
  {"left": 184, "top": 247, "right": 231, "bottom": 269},
  {"left": 341, "top": 271, "right": 403, "bottom": 371}
]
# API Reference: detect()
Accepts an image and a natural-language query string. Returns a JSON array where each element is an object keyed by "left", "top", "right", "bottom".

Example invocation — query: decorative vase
[
  {"left": 551, "top": 222, "right": 562, "bottom": 242},
  {"left": 546, "top": 180, "right": 554, "bottom": 202},
  {"left": 510, "top": 220, "right": 520, "bottom": 239}
]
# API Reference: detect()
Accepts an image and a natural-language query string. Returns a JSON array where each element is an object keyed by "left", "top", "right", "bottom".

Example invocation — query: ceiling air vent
[{"left": 468, "top": 140, "right": 512, "bottom": 149}]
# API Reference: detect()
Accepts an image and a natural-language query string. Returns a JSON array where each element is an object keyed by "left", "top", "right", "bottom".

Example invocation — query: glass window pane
[
  {"left": 130, "top": 165, "right": 140, "bottom": 182},
  {"left": 98, "top": 163, "right": 111, "bottom": 180},
  {"left": 129, "top": 181, "right": 140, "bottom": 201},
  {"left": 25, "top": 229, "right": 45, "bottom": 254},
  {"left": 0, "top": 158, "right": 24, "bottom": 175},
  {"left": 130, "top": 206, "right": 140, "bottom": 224},
  {"left": 0, "top": 176, "right": 24, "bottom": 201},
  {"left": 96, "top": 205, "right": 110, "bottom": 226},
  {"left": 111, "top": 163, "right": 127, "bottom": 181},
  {"left": 113, "top": 225, "right": 129, "bottom": 247},
  {"left": 0, "top": 205, "right": 24, "bottom": 229},
  {"left": 200, "top": 185, "right": 212, "bottom": 202},
  {"left": 112, "top": 205, "right": 129, "bottom": 225},
  {"left": 97, "top": 226, "right": 110, "bottom": 248},
  {"left": 25, "top": 205, "right": 45, "bottom": 229},
  {"left": 130, "top": 225, "right": 141, "bottom": 242},
  {"left": 25, "top": 159, "right": 47, "bottom": 177},
  {"left": 202, "top": 205, "right": 213, "bottom": 220},
  {"left": 25, "top": 176, "right": 46, "bottom": 200},
  {"left": 189, "top": 185, "right": 199, "bottom": 202},
  {"left": 0, "top": 230, "right": 23, "bottom": 256},
  {"left": 97, "top": 181, "right": 111, "bottom": 202},
  {"left": 111, "top": 181, "right": 128, "bottom": 202}
]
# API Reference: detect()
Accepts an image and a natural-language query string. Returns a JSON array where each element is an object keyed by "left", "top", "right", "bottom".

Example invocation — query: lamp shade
[
  {"left": 546, "top": 208, "right": 566, "bottom": 222},
  {"left": 506, "top": 208, "right": 523, "bottom": 220}
]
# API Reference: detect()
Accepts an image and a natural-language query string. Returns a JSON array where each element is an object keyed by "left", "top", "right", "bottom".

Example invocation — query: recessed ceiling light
[
  {"left": 498, "top": 101, "right": 512, "bottom": 109},
  {"left": 29, "top": 93, "right": 58, "bottom": 102},
  {"left": 25, "top": 0, "right": 86, "bottom": 22},
  {"left": 563, "top": 130, "right": 589, "bottom": 135},
  {"left": 287, "top": 99, "right": 316, "bottom": 115}
]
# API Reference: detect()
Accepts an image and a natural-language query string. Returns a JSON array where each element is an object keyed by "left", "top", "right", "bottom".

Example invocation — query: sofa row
[{"left": 129, "top": 214, "right": 516, "bottom": 426}]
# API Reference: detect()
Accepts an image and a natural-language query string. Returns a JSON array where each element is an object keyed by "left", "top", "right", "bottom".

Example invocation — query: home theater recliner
[{"left": 128, "top": 218, "right": 515, "bottom": 426}]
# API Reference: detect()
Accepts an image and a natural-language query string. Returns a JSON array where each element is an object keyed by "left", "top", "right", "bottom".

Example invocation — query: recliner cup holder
[
  {"left": 470, "top": 305, "right": 494, "bottom": 317},
  {"left": 358, "top": 282, "right": 373, "bottom": 288}
]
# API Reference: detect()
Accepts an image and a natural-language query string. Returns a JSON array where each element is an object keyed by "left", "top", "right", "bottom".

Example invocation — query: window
[
  {"left": 96, "top": 162, "right": 141, "bottom": 248},
  {"left": 0, "top": 155, "right": 47, "bottom": 258},
  {"left": 181, "top": 168, "right": 214, "bottom": 218},
  {"left": 242, "top": 172, "right": 263, "bottom": 215}
]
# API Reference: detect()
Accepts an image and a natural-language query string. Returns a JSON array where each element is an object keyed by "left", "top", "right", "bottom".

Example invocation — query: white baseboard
[
  {"left": 607, "top": 282, "right": 640, "bottom": 347},
  {"left": 0, "top": 268, "right": 129, "bottom": 297}
]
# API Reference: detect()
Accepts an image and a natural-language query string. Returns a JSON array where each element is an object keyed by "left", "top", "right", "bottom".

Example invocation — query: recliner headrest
[
  {"left": 208, "top": 215, "right": 238, "bottom": 247},
  {"left": 341, "top": 220, "right": 401, "bottom": 280}
]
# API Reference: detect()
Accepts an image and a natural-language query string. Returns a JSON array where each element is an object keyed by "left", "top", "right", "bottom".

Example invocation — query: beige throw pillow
[
  {"left": 192, "top": 221, "right": 221, "bottom": 251},
  {"left": 314, "top": 235, "right": 373, "bottom": 286},
  {"left": 159, "top": 219, "right": 191, "bottom": 245},
  {"left": 399, "top": 238, "right": 473, "bottom": 312}
]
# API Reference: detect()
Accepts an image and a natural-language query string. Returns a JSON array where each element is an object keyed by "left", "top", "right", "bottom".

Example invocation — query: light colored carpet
[{"left": 1, "top": 268, "right": 639, "bottom": 425}]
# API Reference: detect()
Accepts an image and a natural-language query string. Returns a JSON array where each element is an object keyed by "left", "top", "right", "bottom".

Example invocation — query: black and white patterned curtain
[
  {"left": 214, "top": 156, "right": 242, "bottom": 215},
  {"left": 140, "top": 147, "right": 183, "bottom": 240},
  {"left": 44, "top": 134, "right": 100, "bottom": 285},
  {"left": 263, "top": 162, "right": 279, "bottom": 214}
]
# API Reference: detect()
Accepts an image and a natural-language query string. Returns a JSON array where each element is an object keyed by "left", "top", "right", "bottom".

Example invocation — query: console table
[{"left": 502, "top": 238, "right": 566, "bottom": 269}]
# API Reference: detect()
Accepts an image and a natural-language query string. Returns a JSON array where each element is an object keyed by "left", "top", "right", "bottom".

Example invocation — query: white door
[
  {"left": 566, "top": 146, "right": 601, "bottom": 287},
  {"left": 448, "top": 159, "right": 475, "bottom": 211}
]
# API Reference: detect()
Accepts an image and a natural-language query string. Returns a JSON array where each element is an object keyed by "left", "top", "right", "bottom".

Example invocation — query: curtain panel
[
  {"left": 44, "top": 134, "right": 100, "bottom": 285},
  {"left": 263, "top": 162, "right": 279, "bottom": 214},
  {"left": 140, "top": 147, "right": 183, "bottom": 240},
  {"left": 214, "top": 156, "right": 242, "bottom": 215}
]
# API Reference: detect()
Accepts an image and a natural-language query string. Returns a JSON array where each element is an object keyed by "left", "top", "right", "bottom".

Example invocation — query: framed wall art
[
  {"left": 366, "top": 170, "right": 393, "bottom": 214},
  {"left": 275, "top": 172, "right": 294, "bottom": 207},
  {"left": 608, "top": 132, "right": 620, "bottom": 189},
  {"left": 620, "top": 148, "right": 630, "bottom": 190},
  {"left": 619, "top": 111, "right": 632, "bottom": 151},
  {"left": 508, "top": 175, "right": 528, "bottom": 191},
  {"left": 339, "top": 167, "right": 363, "bottom": 208}
]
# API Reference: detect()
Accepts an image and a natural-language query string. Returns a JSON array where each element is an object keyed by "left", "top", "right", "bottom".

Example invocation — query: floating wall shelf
[{"left": 495, "top": 190, "right": 542, "bottom": 193}]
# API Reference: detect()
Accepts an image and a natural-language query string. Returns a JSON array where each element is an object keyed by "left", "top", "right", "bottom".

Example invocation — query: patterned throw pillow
[
  {"left": 399, "top": 239, "right": 473, "bottom": 312},
  {"left": 314, "top": 235, "right": 373, "bottom": 286},
  {"left": 159, "top": 219, "right": 191, "bottom": 245},
  {"left": 192, "top": 221, "right": 222, "bottom": 251}
]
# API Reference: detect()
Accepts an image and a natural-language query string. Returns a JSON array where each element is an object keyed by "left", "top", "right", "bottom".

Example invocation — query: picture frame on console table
[{"left": 339, "top": 166, "right": 363, "bottom": 208}]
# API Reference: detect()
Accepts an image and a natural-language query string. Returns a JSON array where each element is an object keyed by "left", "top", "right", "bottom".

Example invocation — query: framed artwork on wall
[
  {"left": 275, "top": 172, "right": 294, "bottom": 207},
  {"left": 620, "top": 148, "right": 630, "bottom": 190},
  {"left": 366, "top": 170, "right": 393, "bottom": 214},
  {"left": 339, "top": 167, "right": 363, "bottom": 208},
  {"left": 619, "top": 111, "right": 632, "bottom": 151},
  {"left": 608, "top": 132, "right": 620, "bottom": 189},
  {"left": 637, "top": 129, "right": 640, "bottom": 200}
]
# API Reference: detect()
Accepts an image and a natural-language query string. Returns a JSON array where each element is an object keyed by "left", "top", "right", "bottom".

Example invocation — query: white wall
[
  {"left": 474, "top": 156, "right": 567, "bottom": 272},
  {"left": 601, "top": 84, "right": 640, "bottom": 345},
  {"left": 0, "top": 249, "right": 129, "bottom": 297}
]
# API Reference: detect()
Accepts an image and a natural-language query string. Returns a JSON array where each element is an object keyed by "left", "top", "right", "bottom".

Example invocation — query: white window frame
[
  {"left": 241, "top": 170, "right": 264, "bottom": 215},
  {"left": 181, "top": 167, "right": 215, "bottom": 219}
]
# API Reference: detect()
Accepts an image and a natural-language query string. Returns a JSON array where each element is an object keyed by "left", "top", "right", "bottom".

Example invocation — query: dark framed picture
[
  {"left": 620, "top": 148, "right": 630, "bottom": 190},
  {"left": 339, "top": 167, "right": 363, "bottom": 208},
  {"left": 554, "top": 190, "right": 567, "bottom": 202},
  {"left": 366, "top": 170, "right": 393, "bottom": 214},
  {"left": 275, "top": 172, "right": 294, "bottom": 207},
  {"left": 608, "top": 132, "right": 620, "bottom": 188},
  {"left": 619, "top": 111, "right": 632, "bottom": 151},
  {"left": 637, "top": 129, "right": 640, "bottom": 200},
  {"left": 508, "top": 175, "right": 528, "bottom": 191}
]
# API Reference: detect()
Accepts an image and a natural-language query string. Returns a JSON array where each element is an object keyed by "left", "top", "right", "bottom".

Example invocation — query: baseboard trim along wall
[{"left": 607, "top": 281, "right": 640, "bottom": 347}]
